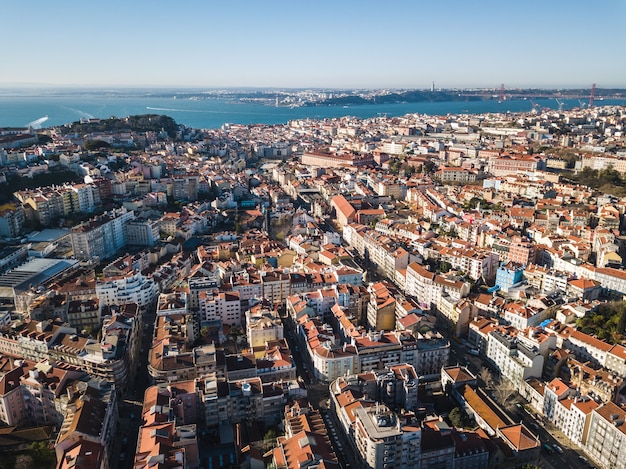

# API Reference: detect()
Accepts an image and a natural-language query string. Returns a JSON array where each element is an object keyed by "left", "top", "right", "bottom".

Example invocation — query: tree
[
  {"left": 423, "top": 161, "right": 437, "bottom": 174},
  {"left": 493, "top": 378, "right": 521, "bottom": 411},
  {"left": 478, "top": 367, "right": 495, "bottom": 390},
  {"left": 263, "top": 428, "right": 278, "bottom": 442},
  {"left": 439, "top": 261, "right": 452, "bottom": 273},
  {"left": 200, "top": 326, "right": 210, "bottom": 343},
  {"left": 448, "top": 406, "right": 474, "bottom": 429},
  {"left": 84, "top": 140, "right": 111, "bottom": 151},
  {"left": 27, "top": 441, "right": 56, "bottom": 468},
  {"left": 228, "top": 326, "right": 245, "bottom": 352}
]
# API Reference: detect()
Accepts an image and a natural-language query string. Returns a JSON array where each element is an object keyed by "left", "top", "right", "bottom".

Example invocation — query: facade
[
  {"left": 96, "top": 272, "right": 159, "bottom": 308},
  {"left": 586, "top": 402, "right": 626, "bottom": 469},
  {"left": 486, "top": 328, "right": 544, "bottom": 384},
  {"left": 0, "top": 203, "right": 25, "bottom": 238},
  {"left": 70, "top": 208, "right": 135, "bottom": 261},
  {"left": 495, "top": 262, "right": 525, "bottom": 292},
  {"left": 366, "top": 282, "right": 396, "bottom": 331},
  {"left": 245, "top": 307, "right": 283, "bottom": 348},
  {"left": 353, "top": 404, "right": 421, "bottom": 469},
  {"left": 198, "top": 290, "right": 241, "bottom": 326},
  {"left": 125, "top": 219, "right": 160, "bottom": 246}
]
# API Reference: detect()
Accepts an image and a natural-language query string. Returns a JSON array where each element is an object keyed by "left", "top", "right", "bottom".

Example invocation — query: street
[{"left": 114, "top": 299, "right": 157, "bottom": 469}]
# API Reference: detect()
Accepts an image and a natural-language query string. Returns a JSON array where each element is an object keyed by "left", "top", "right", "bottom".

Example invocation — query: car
[
  {"left": 553, "top": 444, "right": 563, "bottom": 454},
  {"left": 120, "top": 452, "right": 126, "bottom": 461},
  {"left": 543, "top": 443, "right": 553, "bottom": 454},
  {"left": 579, "top": 455, "right": 589, "bottom": 464}
]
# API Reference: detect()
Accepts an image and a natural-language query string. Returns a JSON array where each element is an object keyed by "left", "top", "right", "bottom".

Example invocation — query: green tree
[
  {"left": 423, "top": 161, "right": 437, "bottom": 174},
  {"left": 263, "top": 428, "right": 278, "bottom": 442},
  {"left": 200, "top": 326, "right": 211, "bottom": 344},
  {"left": 84, "top": 140, "right": 111, "bottom": 151},
  {"left": 448, "top": 407, "right": 473, "bottom": 429},
  {"left": 27, "top": 441, "right": 56, "bottom": 468}
]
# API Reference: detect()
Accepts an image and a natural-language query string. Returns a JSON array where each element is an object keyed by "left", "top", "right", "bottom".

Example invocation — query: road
[
  {"left": 280, "top": 307, "right": 357, "bottom": 469},
  {"left": 114, "top": 299, "right": 157, "bottom": 469}
]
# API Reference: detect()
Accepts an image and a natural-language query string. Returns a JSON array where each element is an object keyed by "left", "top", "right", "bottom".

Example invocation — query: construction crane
[
  {"left": 589, "top": 83, "right": 596, "bottom": 107},
  {"left": 578, "top": 99, "right": 586, "bottom": 108},
  {"left": 555, "top": 98, "right": 564, "bottom": 111},
  {"left": 498, "top": 84, "right": 505, "bottom": 104}
]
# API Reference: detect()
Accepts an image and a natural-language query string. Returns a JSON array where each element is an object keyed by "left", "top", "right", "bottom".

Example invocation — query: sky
[{"left": 2, "top": 0, "right": 625, "bottom": 89}]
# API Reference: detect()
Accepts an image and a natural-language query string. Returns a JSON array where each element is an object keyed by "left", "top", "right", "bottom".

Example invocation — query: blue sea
[{"left": 0, "top": 92, "right": 625, "bottom": 130}]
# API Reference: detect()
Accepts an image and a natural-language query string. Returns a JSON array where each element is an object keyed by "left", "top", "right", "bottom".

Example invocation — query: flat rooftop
[
  {"left": 27, "top": 228, "right": 71, "bottom": 243},
  {"left": 0, "top": 257, "right": 79, "bottom": 298}
]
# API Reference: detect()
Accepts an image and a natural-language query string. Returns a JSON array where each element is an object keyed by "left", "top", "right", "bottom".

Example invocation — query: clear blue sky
[{"left": 2, "top": 0, "right": 625, "bottom": 89}]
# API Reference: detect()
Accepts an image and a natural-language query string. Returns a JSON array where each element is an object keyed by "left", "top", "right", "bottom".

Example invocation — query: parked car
[
  {"left": 543, "top": 443, "right": 553, "bottom": 454},
  {"left": 553, "top": 444, "right": 563, "bottom": 454}
]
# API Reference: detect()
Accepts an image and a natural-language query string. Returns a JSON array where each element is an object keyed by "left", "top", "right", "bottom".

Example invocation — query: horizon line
[{"left": 0, "top": 83, "right": 625, "bottom": 91}]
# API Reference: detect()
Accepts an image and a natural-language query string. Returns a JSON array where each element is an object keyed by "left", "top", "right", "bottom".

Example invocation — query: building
[
  {"left": 125, "top": 219, "right": 160, "bottom": 246},
  {"left": 352, "top": 403, "right": 421, "bottom": 469},
  {"left": 172, "top": 174, "right": 199, "bottom": 201},
  {"left": 245, "top": 306, "right": 283, "bottom": 348},
  {"left": 0, "top": 203, "right": 24, "bottom": 238},
  {"left": 55, "top": 394, "right": 117, "bottom": 469},
  {"left": 586, "top": 402, "right": 626, "bottom": 469},
  {"left": 495, "top": 262, "right": 525, "bottom": 292},
  {"left": 70, "top": 208, "right": 135, "bottom": 261},
  {"left": 301, "top": 151, "right": 374, "bottom": 169},
  {"left": 96, "top": 272, "right": 159, "bottom": 309},
  {"left": 435, "top": 167, "right": 477, "bottom": 183},
  {"left": 508, "top": 237, "right": 537, "bottom": 265},
  {"left": 198, "top": 290, "right": 241, "bottom": 326},
  {"left": 366, "top": 282, "right": 396, "bottom": 332}
]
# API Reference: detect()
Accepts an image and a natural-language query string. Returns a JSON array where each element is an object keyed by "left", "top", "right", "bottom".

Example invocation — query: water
[{"left": 0, "top": 93, "right": 625, "bottom": 130}]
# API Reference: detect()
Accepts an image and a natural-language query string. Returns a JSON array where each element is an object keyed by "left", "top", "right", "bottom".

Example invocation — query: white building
[
  {"left": 96, "top": 272, "right": 158, "bottom": 308},
  {"left": 70, "top": 208, "right": 135, "bottom": 261},
  {"left": 125, "top": 219, "right": 160, "bottom": 246},
  {"left": 199, "top": 290, "right": 241, "bottom": 326},
  {"left": 486, "top": 327, "right": 544, "bottom": 385}
]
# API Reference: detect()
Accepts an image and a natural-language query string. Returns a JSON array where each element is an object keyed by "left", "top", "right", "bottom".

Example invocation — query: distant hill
[
  {"left": 317, "top": 90, "right": 483, "bottom": 106},
  {"left": 61, "top": 114, "right": 179, "bottom": 138}
]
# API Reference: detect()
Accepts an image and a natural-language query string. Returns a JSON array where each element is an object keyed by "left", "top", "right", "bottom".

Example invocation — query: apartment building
[
  {"left": 486, "top": 327, "right": 544, "bottom": 384},
  {"left": 245, "top": 306, "right": 283, "bottom": 348},
  {"left": 0, "top": 203, "right": 25, "bottom": 238},
  {"left": 435, "top": 166, "right": 477, "bottom": 183},
  {"left": 70, "top": 208, "right": 135, "bottom": 261},
  {"left": 96, "top": 272, "right": 159, "bottom": 308},
  {"left": 366, "top": 282, "right": 396, "bottom": 331},
  {"left": 198, "top": 290, "right": 241, "bottom": 325},
  {"left": 586, "top": 402, "right": 626, "bottom": 469},
  {"left": 125, "top": 219, "right": 160, "bottom": 246}
]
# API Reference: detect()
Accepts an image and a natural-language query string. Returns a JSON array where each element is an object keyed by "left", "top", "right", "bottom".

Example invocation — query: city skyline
[{"left": 3, "top": 0, "right": 626, "bottom": 89}]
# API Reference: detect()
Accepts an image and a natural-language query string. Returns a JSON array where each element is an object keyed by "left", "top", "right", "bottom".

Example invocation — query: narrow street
[{"left": 116, "top": 300, "right": 157, "bottom": 469}]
